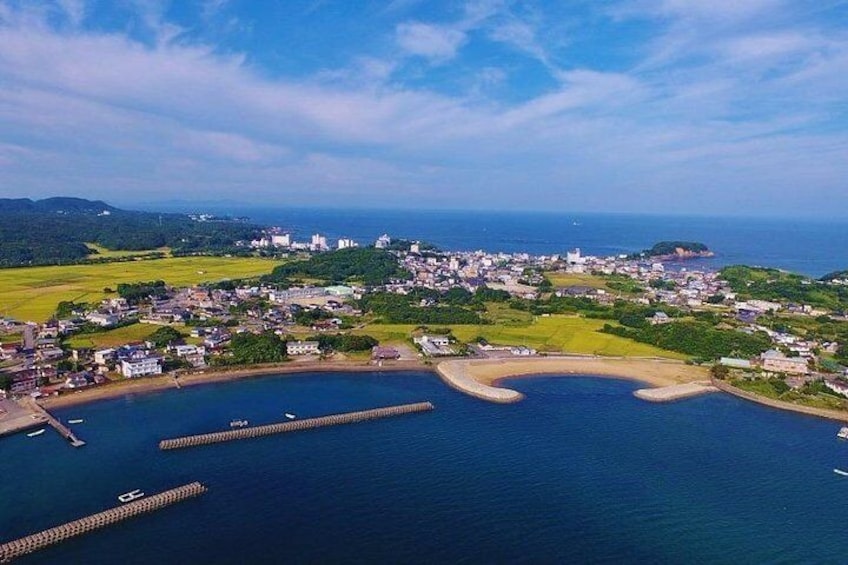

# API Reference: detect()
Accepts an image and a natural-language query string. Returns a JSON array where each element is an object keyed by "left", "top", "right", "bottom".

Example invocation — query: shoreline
[
  {"left": 39, "top": 359, "right": 432, "bottom": 410},
  {"left": 30, "top": 356, "right": 848, "bottom": 426},
  {"left": 437, "top": 356, "right": 710, "bottom": 403}
]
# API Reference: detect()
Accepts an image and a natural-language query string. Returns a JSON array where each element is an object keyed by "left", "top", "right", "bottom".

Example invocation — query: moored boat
[
  {"left": 834, "top": 469, "right": 848, "bottom": 477},
  {"left": 285, "top": 413, "right": 296, "bottom": 420},
  {"left": 230, "top": 419, "right": 249, "bottom": 428},
  {"left": 27, "top": 429, "right": 45, "bottom": 437},
  {"left": 118, "top": 489, "right": 145, "bottom": 503},
  {"left": 68, "top": 419, "right": 84, "bottom": 424}
]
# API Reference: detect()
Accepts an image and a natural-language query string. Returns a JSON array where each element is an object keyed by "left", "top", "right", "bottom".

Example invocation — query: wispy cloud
[{"left": 0, "top": 0, "right": 845, "bottom": 215}]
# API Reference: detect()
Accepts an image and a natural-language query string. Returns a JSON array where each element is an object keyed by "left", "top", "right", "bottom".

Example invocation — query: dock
[
  {"left": 0, "top": 481, "right": 207, "bottom": 563},
  {"left": 21, "top": 398, "right": 85, "bottom": 447},
  {"left": 159, "top": 401, "right": 434, "bottom": 450}
]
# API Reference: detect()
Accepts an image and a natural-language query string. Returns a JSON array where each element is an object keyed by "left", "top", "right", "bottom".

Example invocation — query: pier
[
  {"left": 22, "top": 397, "right": 85, "bottom": 447},
  {"left": 159, "top": 401, "right": 434, "bottom": 450},
  {"left": 0, "top": 481, "right": 207, "bottom": 563}
]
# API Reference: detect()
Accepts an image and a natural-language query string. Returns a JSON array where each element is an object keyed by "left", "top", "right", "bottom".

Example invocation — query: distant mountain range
[
  {"left": 0, "top": 197, "right": 118, "bottom": 215},
  {"left": 0, "top": 197, "right": 262, "bottom": 267}
]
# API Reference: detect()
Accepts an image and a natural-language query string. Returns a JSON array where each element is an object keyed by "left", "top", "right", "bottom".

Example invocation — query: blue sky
[{"left": 0, "top": 0, "right": 846, "bottom": 215}]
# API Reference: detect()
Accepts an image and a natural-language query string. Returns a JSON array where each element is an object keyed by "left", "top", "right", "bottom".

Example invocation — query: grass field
[
  {"left": 545, "top": 272, "right": 611, "bottom": 289},
  {"left": 353, "top": 315, "right": 687, "bottom": 359},
  {"left": 0, "top": 257, "right": 282, "bottom": 322}
]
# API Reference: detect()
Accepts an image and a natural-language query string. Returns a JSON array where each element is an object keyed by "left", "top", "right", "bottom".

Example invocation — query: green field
[
  {"left": 353, "top": 315, "right": 687, "bottom": 359},
  {"left": 85, "top": 243, "right": 171, "bottom": 258},
  {"left": 0, "top": 257, "right": 281, "bottom": 322},
  {"left": 545, "top": 272, "right": 611, "bottom": 289}
]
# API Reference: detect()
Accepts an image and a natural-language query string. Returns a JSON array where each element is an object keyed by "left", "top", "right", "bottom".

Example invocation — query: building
[
  {"left": 760, "top": 350, "right": 809, "bottom": 375},
  {"left": 650, "top": 312, "right": 672, "bottom": 325},
  {"left": 372, "top": 346, "right": 401, "bottom": 360},
  {"left": 720, "top": 357, "right": 753, "bottom": 369},
  {"left": 375, "top": 234, "right": 392, "bottom": 249},
  {"left": 310, "top": 234, "right": 328, "bottom": 251},
  {"left": 120, "top": 353, "right": 163, "bottom": 378},
  {"left": 94, "top": 348, "right": 116, "bottom": 366},
  {"left": 337, "top": 238, "right": 358, "bottom": 250},
  {"left": 271, "top": 233, "right": 291, "bottom": 247},
  {"left": 325, "top": 285, "right": 354, "bottom": 297},
  {"left": 413, "top": 335, "right": 453, "bottom": 356},
  {"left": 86, "top": 312, "right": 119, "bottom": 327},
  {"left": 287, "top": 340, "right": 321, "bottom": 355}
]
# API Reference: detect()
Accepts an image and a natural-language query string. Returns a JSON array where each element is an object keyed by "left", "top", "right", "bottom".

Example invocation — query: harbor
[
  {"left": 160, "top": 401, "right": 435, "bottom": 450},
  {"left": 20, "top": 397, "right": 85, "bottom": 447},
  {"left": 0, "top": 482, "right": 207, "bottom": 563}
]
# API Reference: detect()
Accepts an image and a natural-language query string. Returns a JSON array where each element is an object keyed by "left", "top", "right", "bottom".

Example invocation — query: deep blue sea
[
  {"left": 5, "top": 371, "right": 848, "bottom": 564},
  {"left": 162, "top": 206, "right": 848, "bottom": 277}
]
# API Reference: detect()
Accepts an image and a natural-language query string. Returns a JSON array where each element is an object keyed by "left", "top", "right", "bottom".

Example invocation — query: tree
[
  {"left": 229, "top": 332, "right": 288, "bottom": 364},
  {"left": 710, "top": 364, "right": 730, "bottom": 380},
  {"left": 148, "top": 326, "right": 183, "bottom": 348},
  {"left": 0, "top": 373, "right": 11, "bottom": 391}
]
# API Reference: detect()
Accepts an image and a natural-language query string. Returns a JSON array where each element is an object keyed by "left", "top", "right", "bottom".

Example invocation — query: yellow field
[
  {"left": 85, "top": 243, "right": 171, "bottom": 258},
  {"left": 353, "top": 315, "right": 687, "bottom": 359},
  {"left": 0, "top": 257, "right": 281, "bottom": 322}
]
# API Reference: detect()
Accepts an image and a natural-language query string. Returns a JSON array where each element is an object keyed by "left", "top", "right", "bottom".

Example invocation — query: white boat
[
  {"left": 285, "top": 413, "right": 296, "bottom": 420},
  {"left": 230, "top": 419, "right": 249, "bottom": 428},
  {"left": 27, "top": 429, "right": 45, "bottom": 437},
  {"left": 68, "top": 419, "right": 84, "bottom": 424},
  {"left": 838, "top": 427, "right": 848, "bottom": 440},
  {"left": 834, "top": 469, "right": 848, "bottom": 477},
  {"left": 118, "top": 489, "right": 145, "bottom": 503}
]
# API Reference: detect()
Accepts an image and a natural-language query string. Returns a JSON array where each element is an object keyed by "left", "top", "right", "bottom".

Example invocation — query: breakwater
[
  {"left": 0, "top": 482, "right": 207, "bottom": 563},
  {"left": 159, "top": 401, "right": 435, "bottom": 450}
]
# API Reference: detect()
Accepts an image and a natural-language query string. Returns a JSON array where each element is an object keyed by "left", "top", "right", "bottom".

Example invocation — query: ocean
[
  {"left": 4, "top": 371, "right": 848, "bottom": 564},
  {"left": 162, "top": 206, "right": 848, "bottom": 278}
]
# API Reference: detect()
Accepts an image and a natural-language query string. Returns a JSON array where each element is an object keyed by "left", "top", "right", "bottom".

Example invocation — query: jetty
[
  {"left": 0, "top": 482, "right": 207, "bottom": 563},
  {"left": 633, "top": 382, "right": 717, "bottom": 402},
  {"left": 21, "top": 397, "right": 85, "bottom": 447},
  {"left": 160, "top": 401, "right": 434, "bottom": 450}
]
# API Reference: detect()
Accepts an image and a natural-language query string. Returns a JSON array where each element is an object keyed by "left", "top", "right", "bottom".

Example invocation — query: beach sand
[{"left": 437, "top": 356, "right": 710, "bottom": 403}]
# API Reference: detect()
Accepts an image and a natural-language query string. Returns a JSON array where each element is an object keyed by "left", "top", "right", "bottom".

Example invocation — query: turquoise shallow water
[{"left": 3, "top": 371, "right": 848, "bottom": 564}]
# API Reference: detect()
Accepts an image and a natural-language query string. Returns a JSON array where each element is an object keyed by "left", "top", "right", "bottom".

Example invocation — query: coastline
[
  {"left": 39, "top": 359, "right": 432, "bottom": 410},
  {"left": 712, "top": 378, "right": 848, "bottom": 423},
  {"left": 436, "top": 356, "right": 710, "bottom": 403}
]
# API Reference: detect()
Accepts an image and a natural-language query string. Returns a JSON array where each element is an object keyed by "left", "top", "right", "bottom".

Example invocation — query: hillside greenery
[
  {"left": 720, "top": 265, "right": 848, "bottom": 310},
  {"left": 264, "top": 247, "right": 409, "bottom": 286},
  {"left": 358, "top": 292, "right": 482, "bottom": 325},
  {"left": 602, "top": 321, "right": 772, "bottom": 361},
  {"left": 0, "top": 197, "right": 261, "bottom": 267}
]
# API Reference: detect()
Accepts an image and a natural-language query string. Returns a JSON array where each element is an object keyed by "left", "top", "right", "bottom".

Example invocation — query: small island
[{"left": 632, "top": 241, "right": 714, "bottom": 261}]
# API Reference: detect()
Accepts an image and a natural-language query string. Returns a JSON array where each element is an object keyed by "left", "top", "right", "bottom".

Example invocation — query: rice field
[
  {"left": 0, "top": 257, "right": 281, "bottom": 322},
  {"left": 353, "top": 315, "right": 687, "bottom": 359}
]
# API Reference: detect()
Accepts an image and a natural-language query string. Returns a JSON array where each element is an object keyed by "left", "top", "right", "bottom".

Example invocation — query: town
[{"left": 1, "top": 231, "right": 847, "bottom": 413}]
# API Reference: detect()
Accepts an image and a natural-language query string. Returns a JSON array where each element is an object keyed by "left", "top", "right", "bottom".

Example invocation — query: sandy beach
[{"left": 437, "top": 356, "right": 710, "bottom": 403}]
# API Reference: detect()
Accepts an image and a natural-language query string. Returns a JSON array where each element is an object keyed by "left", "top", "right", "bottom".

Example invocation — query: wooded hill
[{"left": 0, "top": 197, "right": 262, "bottom": 267}]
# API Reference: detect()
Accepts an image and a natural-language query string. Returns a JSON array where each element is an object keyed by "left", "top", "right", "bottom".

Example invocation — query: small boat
[
  {"left": 68, "top": 419, "right": 84, "bottom": 424},
  {"left": 230, "top": 419, "right": 249, "bottom": 428},
  {"left": 838, "top": 427, "right": 848, "bottom": 440},
  {"left": 834, "top": 469, "right": 848, "bottom": 477},
  {"left": 27, "top": 429, "right": 45, "bottom": 437},
  {"left": 118, "top": 489, "right": 145, "bottom": 503},
  {"left": 285, "top": 413, "right": 296, "bottom": 420}
]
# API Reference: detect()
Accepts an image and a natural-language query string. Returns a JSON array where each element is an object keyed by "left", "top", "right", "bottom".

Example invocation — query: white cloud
[{"left": 396, "top": 22, "right": 467, "bottom": 61}]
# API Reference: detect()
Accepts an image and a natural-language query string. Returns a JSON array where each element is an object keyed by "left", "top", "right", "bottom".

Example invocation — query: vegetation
[
  {"left": 314, "top": 334, "right": 378, "bottom": 352},
  {"left": 720, "top": 265, "right": 848, "bottom": 310},
  {"left": 225, "top": 331, "right": 288, "bottom": 365},
  {"left": 147, "top": 326, "right": 184, "bottom": 348},
  {"left": 602, "top": 321, "right": 772, "bottom": 361},
  {"left": 0, "top": 256, "right": 279, "bottom": 322},
  {"left": 64, "top": 323, "right": 165, "bottom": 349},
  {"left": 358, "top": 292, "right": 482, "bottom": 325},
  {"left": 265, "top": 247, "right": 409, "bottom": 286},
  {"left": 632, "top": 241, "right": 710, "bottom": 258},
  {"left": 117, "top": 280, "right": 167, "bottom": 304},
  {"left": 731, "top": 377, "right": 848, "bottom": 411},
  {"left": 0, "top": 197, "right": 262, "bottom": 267}
]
